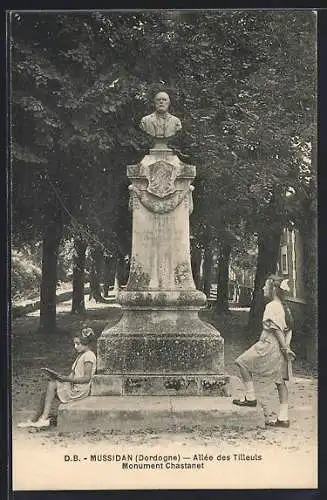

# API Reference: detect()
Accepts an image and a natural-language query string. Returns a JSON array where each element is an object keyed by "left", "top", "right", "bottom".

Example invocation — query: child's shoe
[
  {"left": 232, "top": 397, "right": 257, "bottom": 407},
  {"left": 17, "top": 419, "right": 35, "bottom": 428},
  {"left": 265, "top": 419, "right": 290, "bottom": 428},
  {"left": 31, "top": 418, "right": 50, "bottom": 428}
]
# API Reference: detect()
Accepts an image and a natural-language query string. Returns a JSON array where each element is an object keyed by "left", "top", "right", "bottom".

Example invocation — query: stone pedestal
[{"left": 93, "top": 147, "right": 227, "bottom": 396}]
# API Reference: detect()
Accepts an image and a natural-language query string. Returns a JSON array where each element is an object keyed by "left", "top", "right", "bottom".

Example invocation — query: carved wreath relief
[{"left": 129, "top": 160, "right": 193, "bottom": 214}]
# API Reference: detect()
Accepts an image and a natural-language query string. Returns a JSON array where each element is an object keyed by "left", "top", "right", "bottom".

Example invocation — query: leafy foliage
[
  {"left": 10, "top": 11, "right": 316, "bottom": 310},
  {"left": 12, "top": 248, "right": 42, "bottom": 299}
]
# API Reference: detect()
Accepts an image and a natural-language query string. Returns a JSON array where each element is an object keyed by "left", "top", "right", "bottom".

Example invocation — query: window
[{"left": 280, "top": 245, "right": 288, "bottom": 274}]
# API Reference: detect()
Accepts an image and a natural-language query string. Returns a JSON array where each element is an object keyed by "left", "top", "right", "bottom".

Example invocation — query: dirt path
[{"left": 11, "top": 297, "right": 318, "bottom": 490}]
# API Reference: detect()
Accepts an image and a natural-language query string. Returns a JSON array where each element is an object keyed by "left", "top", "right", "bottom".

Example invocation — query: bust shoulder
[
  {"left": 166, "top": 113, "right": 181, "bottom": 125},
  {"left": 140, "top": 111, "right": 182, "bottom": 138},
  {"left": 141, "top": 112, "right": 180, "bottom": 123},
  {"left": 141, "top": 113, "right": 156, "bottom": 122}
]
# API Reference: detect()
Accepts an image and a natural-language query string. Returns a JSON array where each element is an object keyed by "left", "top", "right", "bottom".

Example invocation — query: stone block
[
  {"left": 57, "top": 396, "right": 265, "bottom": 433},
  {"left": 91, "top": 375, "right": 123, "bottom": 396},
  {"left": 98, "top": 333, "right": 224, "bottom": 374},
  {"left": 97, "top": 310, "right": 224, "bottom": 374},
  {"left": 123, "top": 375, "right": 168, "bottom": 395}
]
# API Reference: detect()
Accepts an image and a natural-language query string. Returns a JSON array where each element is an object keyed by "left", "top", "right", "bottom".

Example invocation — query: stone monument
[
  {"left": 92, "top": 92, "right": 227, "bottom": 397},
  {"left": 58, "top": 92, "right": 264, "bottom": 432}
]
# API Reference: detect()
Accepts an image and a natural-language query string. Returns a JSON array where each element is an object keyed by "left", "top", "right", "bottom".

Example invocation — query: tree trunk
[
  {"left": 215, "top": 242, "right": 232, "bottom": 313},
  {"left": 202, "top": 246, "right": 213, "bottom": 299},
  {"left": 302, "top": 135, "right": 317, "bottom": 367},
  {"left": 115, "top": 253, "right": 130, "bottom": 287},
  {"left": 71, "top": 237, "right": 87, "bottom": 314},
  {"left": 300, "top": 202, "right": 317, "bottom": 368},
  {"left": 191, "top": 243, "right": 202, "bottom": 290},
  {"left": 103, "top": 256, "right": 113, "bottom": 297},
  {"left": 247, "top": 224, "right": 282, "bottom": 339},
  {"left": 89, "top": 246, "right": 103, "bottom": 302},
  {"left": 39, "top": 220, "right": 62, "bottom": 332},
  {"left": 113, "top": 267, "right": 120, "bottom": 299}
]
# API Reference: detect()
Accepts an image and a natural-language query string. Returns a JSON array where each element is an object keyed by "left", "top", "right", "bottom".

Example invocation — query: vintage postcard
[{"left": 9, "top": 9, "right": 318, "bottom": 491}]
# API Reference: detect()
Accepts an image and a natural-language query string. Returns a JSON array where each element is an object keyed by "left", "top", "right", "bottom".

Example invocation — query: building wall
[
  {"left": 276, "top": 227, "right": 313, "bottom": 364},
  {"left": 277, "top": 227, "right": 305, "bottom": 303}
]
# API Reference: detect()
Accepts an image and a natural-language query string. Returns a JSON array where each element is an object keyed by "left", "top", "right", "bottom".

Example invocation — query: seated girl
[{"left": 18, "top": 327, "right": 97, "bottom": 429}]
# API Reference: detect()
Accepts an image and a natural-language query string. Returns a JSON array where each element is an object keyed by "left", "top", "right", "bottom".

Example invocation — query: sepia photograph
[{"left": 9, "top": 8, "right": 317, "bottom": 491}]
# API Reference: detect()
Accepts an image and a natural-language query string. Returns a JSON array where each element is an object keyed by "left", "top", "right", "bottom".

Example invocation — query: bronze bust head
[{"left": 140, "top": 92, "right": 182, "bottom": 139}]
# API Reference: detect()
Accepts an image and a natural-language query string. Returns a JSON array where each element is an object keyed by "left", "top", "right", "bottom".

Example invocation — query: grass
[{"left": 12, "top": 296, "right": 317, "bottom": 453}]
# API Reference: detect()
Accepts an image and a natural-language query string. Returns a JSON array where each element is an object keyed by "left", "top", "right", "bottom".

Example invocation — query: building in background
[
  {"left": 277, "top": 226, "right": 311, "bottom": 364},
  {"left": 277, "top": 226, "right": 306, "bottom": 305},
  {"left": 208, "top": 251, "right": 256, "bottom": 306}
]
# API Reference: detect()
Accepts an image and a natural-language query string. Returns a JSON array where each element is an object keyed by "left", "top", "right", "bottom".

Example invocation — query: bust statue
[{"left": 140, "top": 92, "right": 182, "bottom": 139}]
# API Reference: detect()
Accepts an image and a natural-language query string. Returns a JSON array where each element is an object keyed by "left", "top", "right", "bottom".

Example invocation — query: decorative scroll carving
[{"left": 189, "top": 185, "right": 194, "bottom": 214}]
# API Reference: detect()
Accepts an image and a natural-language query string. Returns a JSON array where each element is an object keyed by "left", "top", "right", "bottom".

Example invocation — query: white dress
[
  {"left": 56, "top": 350, "right": 96, "bottom": 403},
  {"left": 235, "top": 300, "right": 293, "bottom": 383}
]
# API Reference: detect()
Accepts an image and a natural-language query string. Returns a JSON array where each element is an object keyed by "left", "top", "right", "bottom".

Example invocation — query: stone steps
[{"left": 57, "top": 396, "right": 264, "bottom": 433}]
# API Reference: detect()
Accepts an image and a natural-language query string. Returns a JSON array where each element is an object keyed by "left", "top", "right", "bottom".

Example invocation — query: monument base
[
  {"left": 97, "top": 309, "right": 224, "bottom": 375},
  {"left": 57, "top": 396, "right": 265, "bottom": 433}
]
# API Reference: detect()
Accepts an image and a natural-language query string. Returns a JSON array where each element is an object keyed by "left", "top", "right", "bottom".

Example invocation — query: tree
[
  {"left": 71, "top": 235, "right": 88, "bottom": 314},
  {"left": 10, "top": 11, "right": 316, "bottom": 337},
  {"left": 11, "top": 12, "right": 134, "bottom": 324},
  {"left": 215, "top": 234, "right": 234, "bottom": 313}
]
